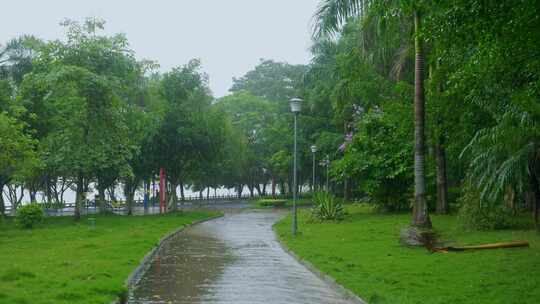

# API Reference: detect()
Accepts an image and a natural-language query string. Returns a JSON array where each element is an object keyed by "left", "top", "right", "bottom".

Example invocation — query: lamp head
[{"left": 289, "top": 97, "right": 302, "bottom": 113}]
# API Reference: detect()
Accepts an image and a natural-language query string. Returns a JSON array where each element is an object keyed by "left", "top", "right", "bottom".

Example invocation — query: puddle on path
[{"left": 130, "top": 210, "right": 355, "bottom": 304}]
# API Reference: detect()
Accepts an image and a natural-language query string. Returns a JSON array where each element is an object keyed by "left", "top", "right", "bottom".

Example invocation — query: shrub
[
  {"left": 458, "top": 191, "right": 513, "bottom": 230},
  {"left": 458, "top": 202, "right": 513, "bottom": 230},
  {"left": 311, "top": 191, "right": 344, "bottom": 221},
  {"left": 257, "top": 199, "right": 287, "bottom": 208},
  {"left": 16, "top": 203, "right": 45, "bottom": 229}
]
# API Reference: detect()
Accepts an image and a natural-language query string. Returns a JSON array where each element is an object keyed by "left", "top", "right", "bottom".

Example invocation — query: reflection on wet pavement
[{"left": 130, "top": 210, "right": 354, "bottom": 304}]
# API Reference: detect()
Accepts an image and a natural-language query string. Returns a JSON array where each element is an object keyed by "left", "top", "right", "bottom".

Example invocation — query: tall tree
[
  {"left": 155, "top": 59, "right": 213, "bottom": 210},
  {"left": 313, "top": 0, "right": 432, "bottom": 227},
  {"left": 0, "top": 111, "right": 37, "bottom": 216},
  {"left": 21, "top": 19, "right": 136, "bottom": 220}
]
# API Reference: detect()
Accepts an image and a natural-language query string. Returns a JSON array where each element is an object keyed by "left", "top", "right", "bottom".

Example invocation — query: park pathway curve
[{"left": 129, "top": 209, "right": 356, "bottom": 304}]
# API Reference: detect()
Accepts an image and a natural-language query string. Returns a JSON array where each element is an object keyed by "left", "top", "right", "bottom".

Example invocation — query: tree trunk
[
  {"left": 255, "top": 184, "right": 262, "bottom": 196},
  {"left": 505, "top": 186, "right": 516, "bottom": 215},
  {"left": 98, "top": 186, "right": 106, "bottom": 213},
  {"left": 143, "top": 180, "right": 150, "bottom": 210},
  {"left": 126, "top": 189, "right": 135, "bottom": 216},
  {"left": 435, "top": 140, "right": 449, "bottom": 214},
  {"left": 152, "top": 177, "right": 156, "bottom": 205},
  {"left": 525, "top": 191, "right": 533, "bottom": 211},
  {"left": 248, "top": 184, "right": 254, "bottom": 198},
  {"left": 45, "top": 177, "right": 52, "bottom": 205},
  {"left": 287, "top": 180, "right": 293, "bottom": 196},
  {"left": 411, "top": 10, "right": 431, "bottom": 228},
  {"left": 344, "top": 178, "right": 349, "bottom": 202},
  {"left": 529, "top": 168, "right": 540, "bottom": 230},
  {"left": 59, "top": 180, "right": 70, "bottom": 206},
  {"left": 29, "top": 188, "right": 37, "bottom": 203},
  {"left": 170, "top": 182, "right": 178, "bottom": 212},
  {"left": 96, "top": 177, "right": 107, "bottom": 213},
  {"left": 124, "top": 179, "right": 138, "bottom": 216},
  {"left": 107, "top": 186, "right": 117, "bottom": 203},
  {"left": 74, "top": 176, "right": 84, "bottom": 221},
  {"left": 206, "top": 187, "right": 210, "bottom": 200},
  {"left": 0, "top": 182, "right": 5, "bottom": 217},
  {"left": 272, "top": 177, "right": 276, "bottom": 197},
  {"left": 179, "top": 181, "right": 185, "bottom": 203},
  {"left": 7, "top": 184, "right": 24, "bottom": 215},
  {"left": 237, "top": 184, "right": 243, "bottom": 198}
]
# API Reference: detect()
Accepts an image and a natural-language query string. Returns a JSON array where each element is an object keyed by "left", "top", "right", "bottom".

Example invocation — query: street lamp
[
  {"left": 290, "top": 97, "right": 302, "bottom": 236},
  {"left": 324, "top": 155, "right": 330, "bottom": 191},
  {"left": 311, "top": 145, "right": 317, "bottom": 193}
]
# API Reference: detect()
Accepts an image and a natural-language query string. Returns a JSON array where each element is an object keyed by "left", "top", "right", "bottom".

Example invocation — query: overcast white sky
[{"left": 1, "top": 0, "right": 320, "bottom": 97}]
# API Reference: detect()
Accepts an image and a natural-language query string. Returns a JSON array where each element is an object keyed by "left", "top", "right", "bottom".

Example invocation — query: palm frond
[
  {"left": 464, "top": 100, "right": 538, "bottom": 204},
  {"left": 312, "top": 0, "right": 368, "bottom": 39}
]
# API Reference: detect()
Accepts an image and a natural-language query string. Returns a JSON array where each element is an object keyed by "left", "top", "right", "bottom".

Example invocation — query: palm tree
[
  {"left": 313, "top": 0, "right": 432, "bottom": 227},
  {"left": 463, "top": 105, "right": 540, "bottom": 229},
  {"left": 0, "top": 35, "right": 40, "bottom": 84}
]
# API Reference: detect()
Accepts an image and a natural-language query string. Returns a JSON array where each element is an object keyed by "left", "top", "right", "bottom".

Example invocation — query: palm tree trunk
[{"left": 412, "top": 10, "right": 431, "bottom": 228}]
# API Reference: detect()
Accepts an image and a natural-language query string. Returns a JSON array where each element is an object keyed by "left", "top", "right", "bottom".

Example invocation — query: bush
[
  {"left": 458, "top": 192, "right": 513, "bottom": 230},
  {"left": 16, "top": 203, "right": 45, "bottom": 229},
  {"left": 257, "top": 199, "right": 287, "bottom": 207},
  {"left": 311, "top": 191, "right": 344, "bottom": 221}
]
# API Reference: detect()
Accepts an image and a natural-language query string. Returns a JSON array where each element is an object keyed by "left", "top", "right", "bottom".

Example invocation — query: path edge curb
[
  {"left": 273, "top": 225, "right": 368, "bottom": 304},
  {"left": 115, "top": 213, "right": 224, "bottom": 304}
]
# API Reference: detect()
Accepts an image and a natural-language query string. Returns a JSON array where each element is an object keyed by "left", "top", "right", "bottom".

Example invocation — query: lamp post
[
  {"left": 290, "top": 97, "right": 302, "bottom": 236},
  {"left": 325, "top": 154, "right": 330, "bottom": 191},
  {"left": 311, "top": 145, "right": 317, "bottom": 193}
]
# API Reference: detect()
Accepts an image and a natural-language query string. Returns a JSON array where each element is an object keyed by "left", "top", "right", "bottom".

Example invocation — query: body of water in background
[{"left": 1, "top": 184, "right": 285, "bottom": 208}]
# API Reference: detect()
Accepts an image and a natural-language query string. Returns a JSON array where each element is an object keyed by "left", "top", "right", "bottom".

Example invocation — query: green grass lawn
[
  {"left": 274, "top": 205, "right": 540, "bottom": 304},
  {"left": 0, "top": 211, "right": 219, "bottom": 304}
]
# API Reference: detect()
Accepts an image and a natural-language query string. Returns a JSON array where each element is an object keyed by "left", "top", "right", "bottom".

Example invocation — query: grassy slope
[
  {"left": 0, "top": 211, "right": 218, "bottom": 304},
  {"left": 275, "top": 205, "right": 540, "bottom": 304}
]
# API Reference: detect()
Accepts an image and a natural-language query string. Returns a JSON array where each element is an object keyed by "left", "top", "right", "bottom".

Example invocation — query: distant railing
[{"left": 3, "top": 192, "right": 293, "bottom": 215}]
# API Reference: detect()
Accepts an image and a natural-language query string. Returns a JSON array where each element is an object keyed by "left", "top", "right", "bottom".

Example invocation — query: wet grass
[
  {"left": 0, "top": 211, "right": 219, "bottom": 304},
  {"left": 275, "top": 204, "right": 540, "bottom": 304}
]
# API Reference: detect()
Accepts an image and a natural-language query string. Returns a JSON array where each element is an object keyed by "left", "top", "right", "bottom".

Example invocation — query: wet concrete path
[{"left": 129, "top": 209, "right": 356, "bottom": 304}]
